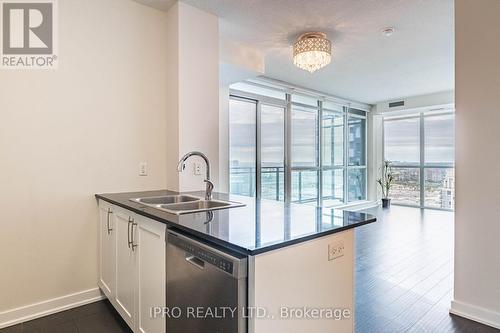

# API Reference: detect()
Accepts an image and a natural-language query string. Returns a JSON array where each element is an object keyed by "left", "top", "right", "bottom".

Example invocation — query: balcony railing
[
  {"left": 230, "top": 166, "right": 284, "bottom": 200},
  {"left": 230, "top": 166, "right": 342, "bottom": 204}
]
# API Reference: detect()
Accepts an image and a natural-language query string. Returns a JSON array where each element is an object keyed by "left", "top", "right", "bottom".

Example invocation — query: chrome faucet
[{"left": 177, "top": 151, "right": 214, "bottom": 201}]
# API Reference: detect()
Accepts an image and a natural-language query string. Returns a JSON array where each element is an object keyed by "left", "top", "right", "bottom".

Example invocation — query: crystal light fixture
[{"left": 293, "top": 32, "right": 332, "bottom": 73}]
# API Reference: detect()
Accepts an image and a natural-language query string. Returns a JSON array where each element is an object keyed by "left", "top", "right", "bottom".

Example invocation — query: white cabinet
[
  {"left": 114, "top": 208, "right": 137, "bottom": 329},
  {"left": 98, "top": 200, "right": 166, "bottom": 333},
  {"left": 98, "top": 201, "right": 116, "bottom": 298},
  {"left": 136, "top": 216, "right": 166, "bottom": 333}
]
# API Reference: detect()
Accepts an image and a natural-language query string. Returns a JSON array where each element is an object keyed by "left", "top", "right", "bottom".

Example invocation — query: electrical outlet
[
  {"left": 139, "top": 162, "right": 148, "bottom": 176},
  {"left": 194, "top": 162, "right": 202, "bottom": 175},
  {"left": 328, "top": 241, "right": 345, "bottom": 261}
]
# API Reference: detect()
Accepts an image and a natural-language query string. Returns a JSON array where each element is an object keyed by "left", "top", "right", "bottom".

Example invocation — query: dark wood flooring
[
  {"left": 1, "top": 205, "right": 498, "bottom": 332},
  {"left": 355, "top": 205, "right": 499, "bottom": 333},
  {"left": 0, "top": 300, "right": 132, "bottom": 333}
]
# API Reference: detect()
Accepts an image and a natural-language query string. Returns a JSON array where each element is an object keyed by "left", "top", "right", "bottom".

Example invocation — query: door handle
[
  {"left": 127, "top": 217, "right": 134, "bottom": 248},
  {"left": 106, "top": 208, "right": 113, "bottom": 234},
  {"left": 131, "top": 221, "right": 138, "bottom": 252},
  {"left": 185, "top": 255, "right": 205, "bottom": 270}
]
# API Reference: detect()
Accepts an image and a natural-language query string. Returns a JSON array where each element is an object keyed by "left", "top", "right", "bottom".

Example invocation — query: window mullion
[
  {"left": 344, "top": 106, "right": 349, "bottom": 203},
  {"left": 318, "top": 100, "right": 323, "bottom": 206},
  {"left": 420, "top": 113, "right": 425, "bottom": 208},
  {"left": 284, "top": 93, "right": 292, "bottom": 203},
  {"left": 256, "top": 101, "right": 262, "bottom": 201}
]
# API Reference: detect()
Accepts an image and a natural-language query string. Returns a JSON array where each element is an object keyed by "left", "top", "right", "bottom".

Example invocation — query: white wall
[
  {"left": 164, "top": 2, "right": 220, "bottom": 192},
  {"left": 178, "top": 2, "right": 219, "bottom": 191},
  {"left": 165, "top": 1, "right": 180, "bottom": 191},
  {"left": 451, "top": 0, "right": 500, "bottom": 329},
  {"left": 0, "top": 0, "right": 167, "bottom": 318}
]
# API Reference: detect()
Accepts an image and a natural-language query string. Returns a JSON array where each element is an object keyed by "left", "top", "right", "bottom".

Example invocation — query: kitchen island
[{"left": 96, "top": 190, "right": 376, "bottom": 333}]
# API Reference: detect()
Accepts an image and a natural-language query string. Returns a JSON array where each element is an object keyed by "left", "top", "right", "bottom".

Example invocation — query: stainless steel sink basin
[
  {"left": 131, "top": 195, "right": 200, "bottom": 205},
  {"left": 130, "top": 195, "right": 245, "bottom": 215},
  {"left": 158, "top": 199, "right": 245, "bottom": 215}
]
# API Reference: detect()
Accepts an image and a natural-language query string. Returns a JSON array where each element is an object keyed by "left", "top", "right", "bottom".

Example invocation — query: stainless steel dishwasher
[{"left": 166, "top": 229, "right": 247, "bottom": 333}]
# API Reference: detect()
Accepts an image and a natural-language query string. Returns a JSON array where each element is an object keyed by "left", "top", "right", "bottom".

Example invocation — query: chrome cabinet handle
[
  {"left": 127, "top": 217, "right": 133, "bottom": 248},
  {"left": 131, "top": 221, "right": 138, "bottom": 251},
  {"left": 106, "top": 208, "right": 113, "bottom": 234}
]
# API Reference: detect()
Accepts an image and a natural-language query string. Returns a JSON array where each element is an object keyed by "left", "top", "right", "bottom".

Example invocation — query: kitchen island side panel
[{"left": 248, "top": 229, "right": 354, "bottom": 333}]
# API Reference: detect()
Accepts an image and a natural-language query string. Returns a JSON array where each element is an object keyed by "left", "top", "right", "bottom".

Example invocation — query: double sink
[{"left": 130, "top": 195, "right": 245, "bottom": 215}]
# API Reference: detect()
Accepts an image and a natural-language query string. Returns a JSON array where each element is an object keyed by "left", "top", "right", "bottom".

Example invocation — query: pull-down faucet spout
[{"left": 177, "top": 151, "right": 213, "bottom": 201}]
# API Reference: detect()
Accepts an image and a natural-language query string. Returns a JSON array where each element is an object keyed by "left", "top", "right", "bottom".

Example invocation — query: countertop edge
[
  {"left": 248, "top": 216, "right": 376, "bottom": 255},
  {"left": 95, "top": 193, "right": 377, "bottom": 256}
]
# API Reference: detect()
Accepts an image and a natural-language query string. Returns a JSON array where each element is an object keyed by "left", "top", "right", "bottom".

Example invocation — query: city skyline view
[{"left": 384, "top": 113, "right": 455, "bottom": 210}]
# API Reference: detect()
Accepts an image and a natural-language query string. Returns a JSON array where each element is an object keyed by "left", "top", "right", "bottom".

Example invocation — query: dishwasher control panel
[{"left": 169, "top": 233, "right": 234, "bottom": 275}]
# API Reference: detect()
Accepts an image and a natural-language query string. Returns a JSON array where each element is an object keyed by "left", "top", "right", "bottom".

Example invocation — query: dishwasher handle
[{"left": 185, "top": 255, "right": 205, "bottom": 270}]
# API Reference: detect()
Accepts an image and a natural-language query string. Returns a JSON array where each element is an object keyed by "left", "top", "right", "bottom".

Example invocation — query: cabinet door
[
  {"left": 115, "top": 209, "right": 137, "bottom": 329},
  {"left": 98, "top": 201, "right": 116, "bottom": 298},
  {"left": 136, "top": 216, "right": 166, "bottom": 333}
]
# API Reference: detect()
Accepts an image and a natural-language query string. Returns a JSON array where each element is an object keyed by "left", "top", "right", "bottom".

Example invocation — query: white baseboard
[
  {"left": 450, "top": 299, "right": 500, "bottom": 330},
  {"left": 0, "top": 287, "right": 105, "bottom": 329}
]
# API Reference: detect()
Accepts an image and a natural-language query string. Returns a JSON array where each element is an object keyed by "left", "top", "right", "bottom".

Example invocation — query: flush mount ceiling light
[{"left": 293, "top": 32, "right": 332, "bottom": 73}]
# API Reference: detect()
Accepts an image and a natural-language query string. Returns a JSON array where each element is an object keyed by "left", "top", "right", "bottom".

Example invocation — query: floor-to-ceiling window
[
  {"left": 291, "top": 103, "right": 319, "bottom": 203},
  {"left": 261, "top": 104, "right": 285, "bottom": 201},
  {"left": 229, "top": 97, "right": 257, "bottom": 197},
  {"left": 228, "top": 80, "right": 369, "bottom": 207},
  {"left": 383, "top": 110, "right": 455, "bottom": 210},
  {"left": 321, "top": 106, "right": 345, "bottom": 206},
  {"left": 347, "top": 110, "right": 367, "bottom": 201}
]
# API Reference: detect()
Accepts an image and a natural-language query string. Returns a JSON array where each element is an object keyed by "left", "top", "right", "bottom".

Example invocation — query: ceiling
[
  {"left": 138, "top": 0, "right": 454, "bottom": 104},
  {"left": 134, "top": 0, "right": 176, "bottom": 11}
]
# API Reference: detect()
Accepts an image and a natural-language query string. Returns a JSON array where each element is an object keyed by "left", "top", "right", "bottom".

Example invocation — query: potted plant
[{"left": 377, "top": 161, "right": 394, "bottom": 208}]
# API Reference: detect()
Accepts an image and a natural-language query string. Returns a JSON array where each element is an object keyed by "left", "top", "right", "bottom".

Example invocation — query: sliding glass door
[
  {"left": 321, "top": 110, "right": 344, "bottom": 205},
  {"left": 229, "top": 98, "right": 257, "bottom": 197},
  {"left": 291, "top": 104, "right": 319, "bottom": 203},
  {"left": 347, "top": 113, "right": 367, "bottom": 201},
  {"left": 261, "top": 104, "right": 285, "bottom": 201},
  {"left": 229, "top": 81, "right": 368, "bottom": 207}
]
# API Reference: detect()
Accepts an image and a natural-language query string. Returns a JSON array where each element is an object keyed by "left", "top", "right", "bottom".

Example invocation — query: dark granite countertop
[{"left": 95, "top": 190, "right": 376, "bottom": 256}]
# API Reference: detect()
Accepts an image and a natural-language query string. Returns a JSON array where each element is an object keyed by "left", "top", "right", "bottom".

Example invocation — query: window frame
[
  {"left": 229, "top": 87, "right": 368, "bottom": 207},
  {"left": 346, "top": 111, "right": 368, "bottom": 203},
  {"left": 321, "top": 107, "right": 346, "bottom": 204},
  {"left": 383, "top": 110, "right": 455, "bottom": 211},
  {"left": 290, "top": 101, "right": 320, "bottom": 204},
  {"left": 228, "top": 95, "right": 259, "bottom": 197}
]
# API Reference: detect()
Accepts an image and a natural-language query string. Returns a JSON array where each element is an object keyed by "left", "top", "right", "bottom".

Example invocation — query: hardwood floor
[
  {"left": 355, "top": 205, "right": 499, "bottom": 333},
  {"left": 1, "top": 205, "right": 498, "bottom": 332}
]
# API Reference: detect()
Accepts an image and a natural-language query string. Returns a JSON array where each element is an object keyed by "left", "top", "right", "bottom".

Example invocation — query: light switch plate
[
  {"left": 139, "top": 162, "right": 148, "bottom": 176},
  {"left": 328, "top": 241, "right": 345, "bottom": 261}
]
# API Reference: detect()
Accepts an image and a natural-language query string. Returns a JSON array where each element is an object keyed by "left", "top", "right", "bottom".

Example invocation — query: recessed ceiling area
[{"left": 138, "top": 0, "right": 454, "bottom": 104}]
